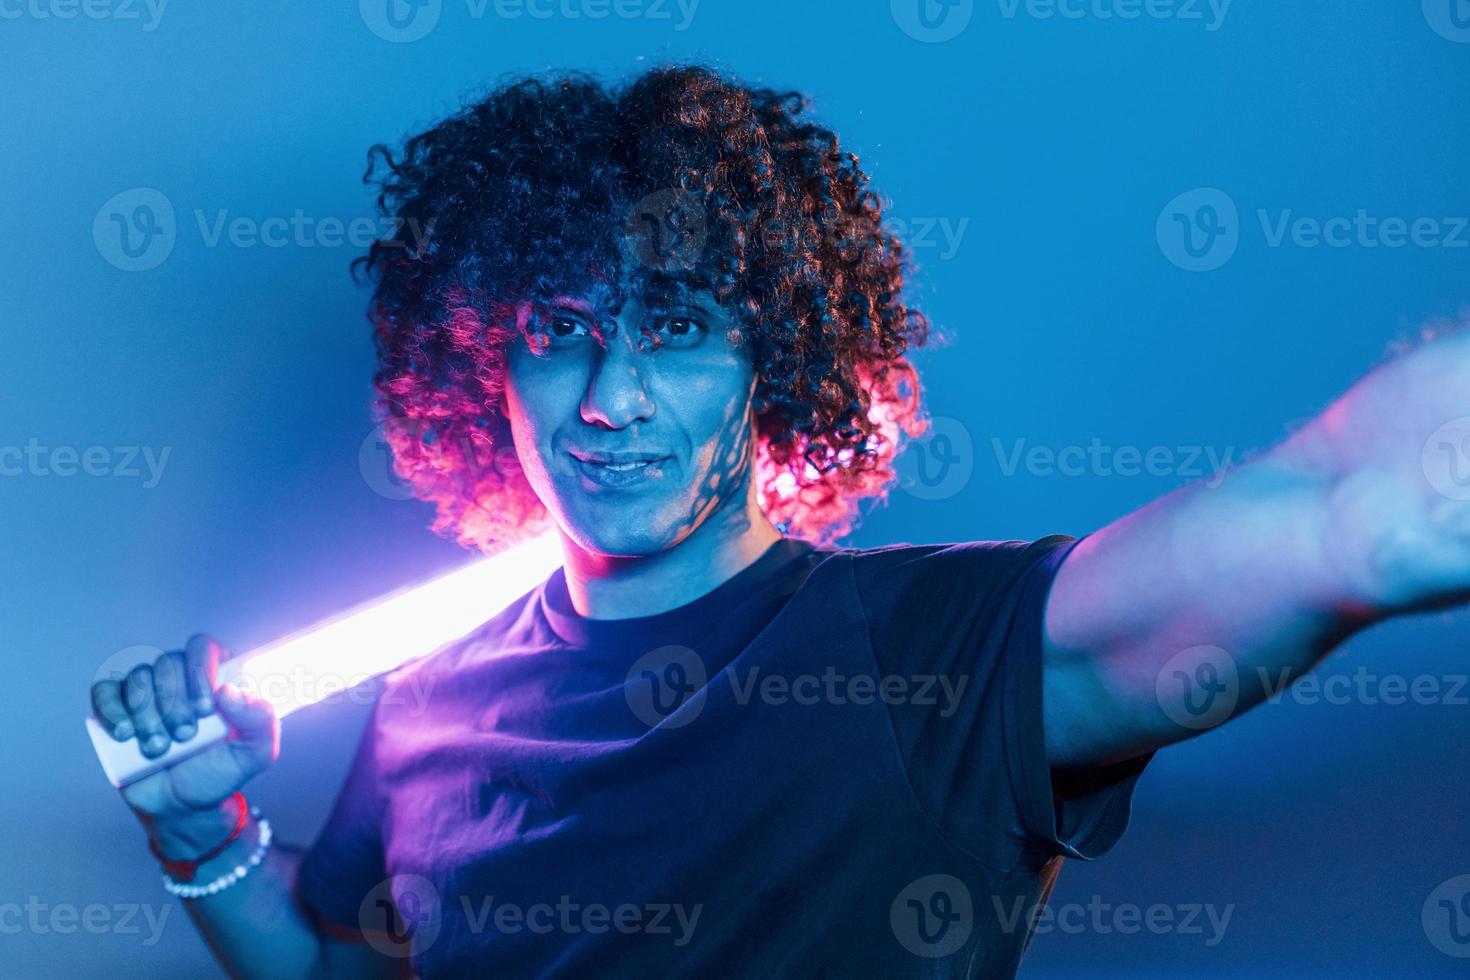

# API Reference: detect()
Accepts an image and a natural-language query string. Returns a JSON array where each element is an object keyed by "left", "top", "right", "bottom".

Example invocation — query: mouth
[{"left": 569, "top": 451, "right": 672, "bottom": 488}]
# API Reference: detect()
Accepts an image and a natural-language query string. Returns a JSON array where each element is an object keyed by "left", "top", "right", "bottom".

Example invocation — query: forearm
[
  {"left": 148, "top": 809, "right": 328, "bottom": 980},
  {"left": 185, "top": 847, "right": 327, "bottom": 979}
]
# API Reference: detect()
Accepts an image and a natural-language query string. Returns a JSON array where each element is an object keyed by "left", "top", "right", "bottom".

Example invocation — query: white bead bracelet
[{"left": 162, "top": 814, "right": 273, "bottom": 899}]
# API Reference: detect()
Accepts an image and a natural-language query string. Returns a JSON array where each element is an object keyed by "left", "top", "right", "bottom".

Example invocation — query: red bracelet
[{"left": 148, "top": 792, "right": 249, "bottom": 883}]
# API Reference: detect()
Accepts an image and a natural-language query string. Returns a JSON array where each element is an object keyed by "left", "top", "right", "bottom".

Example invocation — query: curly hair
[{"left": 353, "top": 64, "right": 933, "bottom": 554}]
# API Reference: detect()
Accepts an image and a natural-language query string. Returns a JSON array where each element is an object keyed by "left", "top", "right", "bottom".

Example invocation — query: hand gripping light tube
[{"left": 84, "top": 532, "right": 564, "bottom": 788}]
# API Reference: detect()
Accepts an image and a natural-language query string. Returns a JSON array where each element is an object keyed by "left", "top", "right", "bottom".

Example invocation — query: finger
[
  {"left": 184, "top": 633, "right": 221, "bottom": 717},
  {"left": 123, "top": 664, "right": 170, "bottom": 759},
  {"left": 215, "top": 683, "right": 280, "bottom": 776},
  {"left": 153, "top": 650, "right": 197, "bottom": 742},
  {"left": 90, "top": 679, "right": 134, "bottom": 741}
]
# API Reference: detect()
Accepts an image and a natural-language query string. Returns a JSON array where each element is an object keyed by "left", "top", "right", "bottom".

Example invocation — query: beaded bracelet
[{"left": 162, "top": 810, "right": 273, "bottom": 899}]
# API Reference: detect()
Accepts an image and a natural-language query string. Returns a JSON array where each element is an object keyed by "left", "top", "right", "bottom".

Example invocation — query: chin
[{"left": 558, "top": 504, "right": 686, "bottom": 559}]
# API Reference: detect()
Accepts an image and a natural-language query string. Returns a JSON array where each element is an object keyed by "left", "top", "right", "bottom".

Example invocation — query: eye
[
  {"left": 530, "top": 311, "right": 594, "bottom": 350},
  {"left": 645, "top": 313, "right": 707, "bottom": 349},
  {"left": 548, "top": 314, "right": 590, "bottom": 338}
]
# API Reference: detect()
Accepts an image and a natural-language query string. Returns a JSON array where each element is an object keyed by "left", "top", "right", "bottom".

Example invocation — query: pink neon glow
[
  {"left": 230, "top": 532, "right": 564, "bottom": 717},
  {"left": 85, "top": 531, "right": 566, "bottom": 789}
]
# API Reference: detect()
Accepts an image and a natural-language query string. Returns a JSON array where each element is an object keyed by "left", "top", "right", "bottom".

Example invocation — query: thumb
[{"left": 214, "top": 682, "right": 279, "bottom": 775}]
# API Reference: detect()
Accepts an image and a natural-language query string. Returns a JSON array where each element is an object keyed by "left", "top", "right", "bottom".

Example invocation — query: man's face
[{"left": 500, "top": 288, "right": 760, "bottom": 557}]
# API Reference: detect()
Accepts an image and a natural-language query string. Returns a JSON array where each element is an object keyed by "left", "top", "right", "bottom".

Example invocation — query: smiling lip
[{"left": 570, "top": 451, "right": 671, "bottom": 489}]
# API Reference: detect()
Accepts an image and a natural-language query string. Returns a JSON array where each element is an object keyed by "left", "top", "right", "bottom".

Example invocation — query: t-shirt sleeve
[
  {"left": 850, "top": 534, "right": 1153, "bottom": 872},
  {"left": 293, "top": 699, "right": 389, "bottom": 931}
]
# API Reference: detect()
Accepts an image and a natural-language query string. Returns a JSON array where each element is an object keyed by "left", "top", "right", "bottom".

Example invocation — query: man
[{"left": 89, "top": 64, "right": 1470, "bottom": 977}]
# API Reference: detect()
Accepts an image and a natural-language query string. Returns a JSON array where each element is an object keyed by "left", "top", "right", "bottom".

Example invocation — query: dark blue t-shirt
[{"left": 295, "top": 534, "right": 1152, "bottom": 977}]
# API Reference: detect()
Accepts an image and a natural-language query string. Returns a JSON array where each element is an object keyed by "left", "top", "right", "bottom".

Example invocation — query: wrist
[
  {"left": 150, "top": 805, "right": 273, "bottom": 900},
  {"left": 142, "top": 796, "right": 242, "bottom": 862},
  {"left": 183, "top": 811, "right": 265, "bottom": 889}
]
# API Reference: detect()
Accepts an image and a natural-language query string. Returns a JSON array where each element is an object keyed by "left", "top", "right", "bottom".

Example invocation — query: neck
[{"left": 559, "top": 482, "right": 784, "bottom": 620}]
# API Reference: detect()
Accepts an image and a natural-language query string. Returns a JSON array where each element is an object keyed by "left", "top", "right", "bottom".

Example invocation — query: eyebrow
[
  {"left": 549, "top": 295, "right": 596, "bottom": 315},
  {"left": 549, "top": 294, "right": 720, "bottom": 319}
]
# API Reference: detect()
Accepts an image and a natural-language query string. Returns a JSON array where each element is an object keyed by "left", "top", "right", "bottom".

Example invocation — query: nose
[{"left": 580, "top": 322, "right": 655, "bottom": 429}]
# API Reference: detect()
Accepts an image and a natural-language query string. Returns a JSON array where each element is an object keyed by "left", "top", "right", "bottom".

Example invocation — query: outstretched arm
[{"left": 1042, "top": 323, "right": 1470, "bottom": 769}]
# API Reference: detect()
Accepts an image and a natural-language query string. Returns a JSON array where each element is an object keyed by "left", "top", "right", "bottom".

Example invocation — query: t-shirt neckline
[{"left": 538, "top": 536, "right": 816, "bottom": 649}]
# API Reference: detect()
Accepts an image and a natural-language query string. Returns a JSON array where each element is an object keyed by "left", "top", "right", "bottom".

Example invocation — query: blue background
[{"left": 3, "top": 2, "right": 1469, "bottom": 976}]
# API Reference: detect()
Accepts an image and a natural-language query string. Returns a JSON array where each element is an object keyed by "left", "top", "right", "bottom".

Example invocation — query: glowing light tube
[{"left": 85, "top": 532, "right": 564, "bottom": 788}]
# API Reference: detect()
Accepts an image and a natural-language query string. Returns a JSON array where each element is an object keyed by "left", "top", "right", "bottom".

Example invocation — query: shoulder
[
  {"left": 844, "top": 534, "right": 1081, "bottom": 661},
  {"left": 375, "top": 574, "right": 551, "bottom": 710},
  {"left": 846, "top": 534, "right": 1078, "bottom": 599}
]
